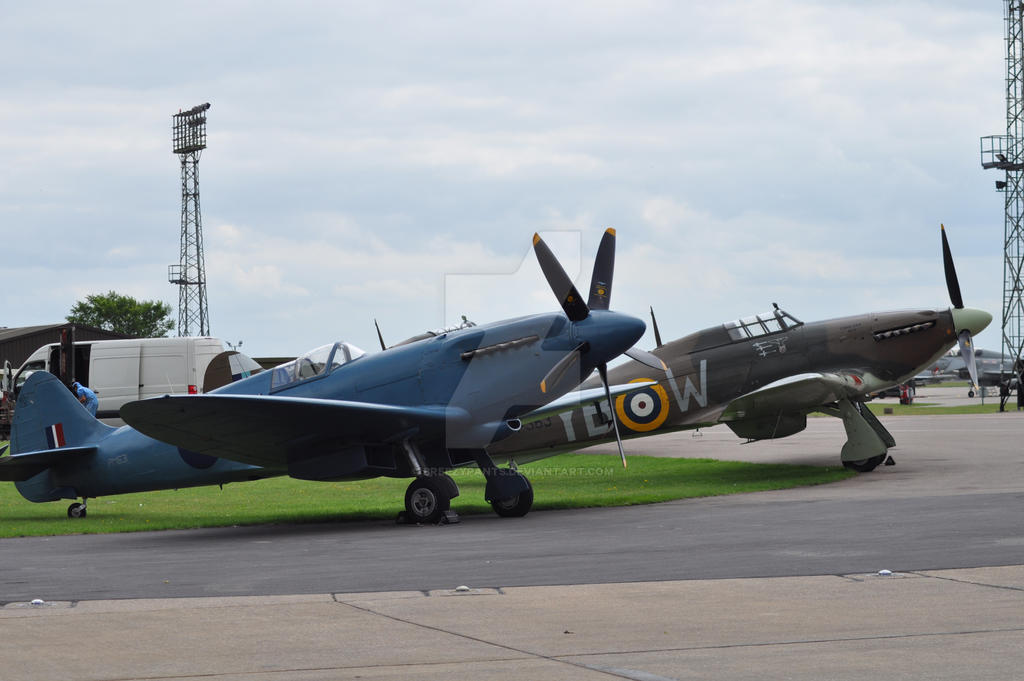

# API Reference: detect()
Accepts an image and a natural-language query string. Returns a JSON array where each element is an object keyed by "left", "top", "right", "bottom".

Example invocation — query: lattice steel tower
[
  {"left": 981, "top": 1, "right": 1024, "bottom": 378},
  {"left": 169, "top": 102, "right": 211, "bottom": 337}
]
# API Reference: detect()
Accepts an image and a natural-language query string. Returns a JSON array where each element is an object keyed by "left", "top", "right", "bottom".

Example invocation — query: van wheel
[{"left": 67, "top": 502, "right": 87, "bottom": 518}]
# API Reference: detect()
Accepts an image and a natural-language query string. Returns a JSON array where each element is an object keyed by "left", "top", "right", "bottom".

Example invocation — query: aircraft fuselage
[{"left": 489, "top": 308, "right": 962, "bottom": 462}]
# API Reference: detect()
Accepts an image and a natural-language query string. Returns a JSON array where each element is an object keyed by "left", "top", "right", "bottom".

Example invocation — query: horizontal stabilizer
[
  {"left": 520, "top": 381, "right": 656, "bottom": 424},
  {"left": 0, "top": 446, "right": 97, "bottom": 481}
]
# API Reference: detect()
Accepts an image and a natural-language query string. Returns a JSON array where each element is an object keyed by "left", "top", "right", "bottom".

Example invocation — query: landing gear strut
[
  {"left": 472, "top": 451, "right": 535, "bottom": 519},
  {"left": 67, "top": 500, "right": 87, "bottom": 518}
]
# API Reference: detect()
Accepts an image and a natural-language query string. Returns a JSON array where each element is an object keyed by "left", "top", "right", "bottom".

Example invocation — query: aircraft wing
[
  {"left": 0, "top": 446, "right": 97, "bottom": 481},
  {"left": 519, "top": 381, "right": 657, "bottom": 424},
  {"left": 120, "top": 395, "right": 470, "bottom": 468},
  {"left": 719, "top": 372, "right": 866, "bottom": 422}
]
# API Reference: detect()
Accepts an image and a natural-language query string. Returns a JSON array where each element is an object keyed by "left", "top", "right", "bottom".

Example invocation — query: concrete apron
[{"left": 4, "top": 565, "right": 1023, "bottom": 681}]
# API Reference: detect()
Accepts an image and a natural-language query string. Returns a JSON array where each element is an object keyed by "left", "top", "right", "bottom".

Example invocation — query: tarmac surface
[{"left": 2, "top": 385, "right": 1022, "bottom": 680}]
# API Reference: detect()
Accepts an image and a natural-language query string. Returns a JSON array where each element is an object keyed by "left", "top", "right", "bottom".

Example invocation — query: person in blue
[{"left": 71, "top": 381, "right": 98, "bottom": 416}]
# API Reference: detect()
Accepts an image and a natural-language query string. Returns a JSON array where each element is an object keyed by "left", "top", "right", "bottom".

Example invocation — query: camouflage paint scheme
[{"left": 490, "top": 306, "right": 987, "bottom": 472}]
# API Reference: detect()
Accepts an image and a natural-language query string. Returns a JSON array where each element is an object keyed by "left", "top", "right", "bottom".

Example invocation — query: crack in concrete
[
  {"left": 910, "top": 571, "right": 1024, "bottom": 593},
  {"left": 555, "top": 625, "right": 1024, "bottom": 659},
  {"left": 336, "top": 598, "right": 657, "bottom": 680}
]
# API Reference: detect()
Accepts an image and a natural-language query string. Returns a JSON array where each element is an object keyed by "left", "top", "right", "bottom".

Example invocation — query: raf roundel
[{"left": 615, "top": 378, "right": 670, "bottom": 432}]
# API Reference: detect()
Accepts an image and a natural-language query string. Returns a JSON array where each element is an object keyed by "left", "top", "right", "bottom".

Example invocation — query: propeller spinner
[{"left": 533, "top": 228, "right": 648, "bottom": 467}]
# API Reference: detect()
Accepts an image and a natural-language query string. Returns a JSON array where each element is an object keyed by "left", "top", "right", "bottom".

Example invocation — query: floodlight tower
[
  {"left": 981, "top": 1, "right": 1024, "bottom": 380},
  {"left": 170, "top": 102, "right": 211, "bottom": 337}
]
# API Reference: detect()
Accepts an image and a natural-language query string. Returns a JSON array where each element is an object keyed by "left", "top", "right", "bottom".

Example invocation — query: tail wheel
[{"left": 67, "top": 502, "right": 87, "bottom": 518}]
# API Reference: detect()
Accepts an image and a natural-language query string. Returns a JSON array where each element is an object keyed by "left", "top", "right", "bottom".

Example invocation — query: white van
[{"left": 14, "top": 337, "right": 226, "bottom": 419}]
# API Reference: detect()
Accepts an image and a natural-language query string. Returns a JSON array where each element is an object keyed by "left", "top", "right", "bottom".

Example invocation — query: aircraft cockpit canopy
[
  {"left": 271, "top": 342, "right": 366, "bottom": 390},
  {"left": 724, "top": 308, "right": 802, "bottom": 341}
]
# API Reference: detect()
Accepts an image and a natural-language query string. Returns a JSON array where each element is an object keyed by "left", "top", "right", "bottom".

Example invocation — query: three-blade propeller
[
  {"left": 941, "top": 224, "right": 981, "bottom": 391},
  {"left": 533, "top": 228, "right": 652, "bottom": 467}
]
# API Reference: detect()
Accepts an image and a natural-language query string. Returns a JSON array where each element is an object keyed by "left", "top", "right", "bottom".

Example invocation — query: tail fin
[{"left": 10, "top": 372, "right": 115, "bottom": 455}]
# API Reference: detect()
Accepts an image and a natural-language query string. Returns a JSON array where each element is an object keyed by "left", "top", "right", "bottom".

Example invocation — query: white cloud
[{"left": 0, "top": 1, "right": 1008, "bottom": 358}]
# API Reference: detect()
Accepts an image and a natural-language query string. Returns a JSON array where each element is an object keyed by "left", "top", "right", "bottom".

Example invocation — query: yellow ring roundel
[{"left": 615, "top": 378, "right": 670, "bottom": 432}]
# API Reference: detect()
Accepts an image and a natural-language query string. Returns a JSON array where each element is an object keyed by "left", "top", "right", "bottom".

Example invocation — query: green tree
[{"left": 66, "top": 291, "right": 175, "bottom": 337}]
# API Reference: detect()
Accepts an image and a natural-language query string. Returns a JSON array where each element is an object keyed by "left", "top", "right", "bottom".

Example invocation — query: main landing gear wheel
[
  {"left": 843, "top": 454, "right": 886, "bottom": 472},
  {"left": 403, "top": 476, "right": 452, "bottom": 524},
  {"left": 490, "top": 474, "right": 533, "bottom": 518},
  {"left": 67, "top": 501, "right": 87, "bottom": 518}
]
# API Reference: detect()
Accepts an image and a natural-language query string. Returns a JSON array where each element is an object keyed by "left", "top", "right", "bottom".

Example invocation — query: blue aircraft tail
[{"left": 10, "top": 372, "right": 115, "bottom": 455}]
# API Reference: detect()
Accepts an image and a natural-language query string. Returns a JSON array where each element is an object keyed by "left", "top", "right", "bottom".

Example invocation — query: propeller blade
[
  {"left": 598, "top": 363, "right": 628, "bottom": 468},
  {"left": 374, "top": 319, "right": 387, "bottom": 351},
  {"left": 650, "top": 306, "right": 663, "bottom": 348},
  {"left": 941, "top": 224, "right": 964, "bottom": 310},
  {"left": 587, "top": 227, "right": 615, "bottom": 310},
  {"left": 958, "top": 330, "right": 980, "bottom": 390},
  {"left": 540, "top": 342, "right": 586, "bottom": 394},
  {"left": 624, "top": 346, "right": 667, "bottom": 371},
  {"left": 533, "top": 233, "right": 590, "bottom": 322}
]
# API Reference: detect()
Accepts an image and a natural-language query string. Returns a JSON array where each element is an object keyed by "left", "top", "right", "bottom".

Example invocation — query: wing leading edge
[
  {"left": 719, "top": 372, "right": 868, "bottom": 422},
  {"left": 519, "top": 381, "right": 656, "bottom": 424},
  {"left": 120, "top": 395, "right": 470, "bottom": 469}
]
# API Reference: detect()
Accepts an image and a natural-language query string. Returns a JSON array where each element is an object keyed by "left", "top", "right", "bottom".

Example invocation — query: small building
[{"left": 0, "top": 324, "right": 135, "bottom": 370}]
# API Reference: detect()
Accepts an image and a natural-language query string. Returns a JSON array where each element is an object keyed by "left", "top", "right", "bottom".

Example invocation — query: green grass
[
  {"left": 865, "top": 402, "right": 1008, "bottom": 415},
  {"left": 0, "top": 453, "right": 855, "bottom": 537}
]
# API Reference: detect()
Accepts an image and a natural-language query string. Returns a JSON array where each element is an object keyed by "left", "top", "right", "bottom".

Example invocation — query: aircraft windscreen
[
  {"left": 724, "top": 309, "right": 802, "bottom": 341},
  {"left": 270, "top": 342, "right": 366, "bottom": 391}
]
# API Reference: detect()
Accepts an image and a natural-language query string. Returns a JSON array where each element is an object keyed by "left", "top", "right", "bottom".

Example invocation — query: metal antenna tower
[
  {"left": 169, "top": 102, "right": 211, "bottom": 337},
  {"left": 981, "top": 1, "right": 1024, "bottom": 380}
]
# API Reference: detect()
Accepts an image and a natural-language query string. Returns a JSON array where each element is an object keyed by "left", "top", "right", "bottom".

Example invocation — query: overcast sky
[{"left": 0, "top": 1, "right": 1009, "bottom": 358}]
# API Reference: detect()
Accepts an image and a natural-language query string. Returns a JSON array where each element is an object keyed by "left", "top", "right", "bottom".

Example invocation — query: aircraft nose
[
  {"left": 951, "top": 307, "right": 993, "bottom": 336},
  {"left": 578, "top": 311, "right": 646, "bottom": 363}
]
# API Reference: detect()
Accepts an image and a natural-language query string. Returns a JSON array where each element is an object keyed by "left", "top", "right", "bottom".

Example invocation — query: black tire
[
  {"left": 490, "top": 475, "right": 534, "bottom": 518},
  {"left": 842, "top": 454, "right": 886, "bottom": 473},
  {"left": 404, "top": 477, "right": 451, "bottom": 524},
  {"left": 67, "top": 502, "right": 87, "bottom": 519}
]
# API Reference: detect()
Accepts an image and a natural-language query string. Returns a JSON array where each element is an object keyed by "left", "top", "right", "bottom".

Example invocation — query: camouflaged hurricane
[{"left": 490, "top": 226, "right": 992, "bottom": 473}]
